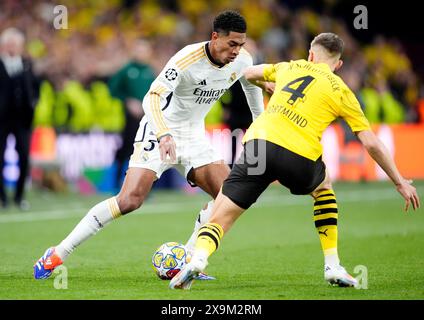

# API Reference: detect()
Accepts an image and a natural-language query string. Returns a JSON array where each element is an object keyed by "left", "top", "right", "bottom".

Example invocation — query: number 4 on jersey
[{"left": 282, "top": 75, "right": 315, "bottom": 105}]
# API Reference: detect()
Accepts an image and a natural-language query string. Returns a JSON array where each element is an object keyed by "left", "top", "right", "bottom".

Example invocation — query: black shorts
[{"left": 222, "top": 139, "right": 326, "bottom": 209}]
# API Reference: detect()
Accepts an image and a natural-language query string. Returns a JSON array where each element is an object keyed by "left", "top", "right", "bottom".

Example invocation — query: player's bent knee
[
  {"left": 210, "top": 185, "right": 222, "bottom": 199},
  {"left": 116, "top": 193, "right": 144, "bottom": 214},
  {"left": 320, "top": 182, "right": 333, "bottom": 191},
  {"left": 311, "top": 183, "right": 333, "bottom": 198}
]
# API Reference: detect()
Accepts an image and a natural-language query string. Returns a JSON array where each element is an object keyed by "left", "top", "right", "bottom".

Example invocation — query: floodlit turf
[{"left": 0, "top": 181, "right": 423, "bottom": 300}]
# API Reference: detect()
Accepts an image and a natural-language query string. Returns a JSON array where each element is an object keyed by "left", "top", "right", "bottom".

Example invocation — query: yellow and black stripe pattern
[
  {"left": 107, "top": 197, "right": 122, "bottom": 219},
  {"left": 196, "top": 223, "right": 224, "bottom": 255},
  {"left": 313, "top": 189, "right": 338, "bottom": 228}
]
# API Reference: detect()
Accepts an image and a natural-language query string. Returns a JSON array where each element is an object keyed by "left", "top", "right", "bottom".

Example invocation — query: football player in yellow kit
[{"left": 170, "top": 32, "right": 420, "bottom": 290}]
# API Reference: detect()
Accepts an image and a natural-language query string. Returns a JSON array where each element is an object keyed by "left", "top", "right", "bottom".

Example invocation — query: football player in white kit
[{"left": 33, "top": 10, "right": 265, "bottom": 280}]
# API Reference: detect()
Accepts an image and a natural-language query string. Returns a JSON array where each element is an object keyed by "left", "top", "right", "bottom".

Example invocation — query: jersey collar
[
  {"left": 315, "top": 62, "right": 333, "bottom": 73},
  {"left": 204, "top": 42, "right": 226, "bottom": 68}
]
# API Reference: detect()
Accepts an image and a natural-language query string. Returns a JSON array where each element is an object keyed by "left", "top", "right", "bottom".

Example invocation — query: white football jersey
[{"left": 142, "top": 41, "right": 264, "bottom": 139}]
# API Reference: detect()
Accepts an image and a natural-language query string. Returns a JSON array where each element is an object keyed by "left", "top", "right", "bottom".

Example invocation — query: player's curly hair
[
  {"left": 311, "top": 33, "right": 344, "bottom": 57},
  {"left": 213, "top": 10, "right": 247, "bottom": 35}
]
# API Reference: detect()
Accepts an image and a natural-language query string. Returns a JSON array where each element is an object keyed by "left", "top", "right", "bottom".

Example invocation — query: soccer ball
[{"left": 152, "top": 242, "right": 190, "bottom": 280}]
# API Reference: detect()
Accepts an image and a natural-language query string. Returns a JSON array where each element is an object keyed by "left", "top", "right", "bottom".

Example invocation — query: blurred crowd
[{"left": 1, "top": 0, "right": 423, "bottom": 129}]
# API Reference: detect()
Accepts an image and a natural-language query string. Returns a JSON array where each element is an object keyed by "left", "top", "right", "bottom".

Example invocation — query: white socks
[
  {"left": 324, "top": 253, "right": 340, "bottom": 267},
  {"left": 190, "top": 248, "right": 209, "bottom": 272},
  {"left": 185, "top": 200, "right": 214, "bottom": 252},
  {"left": 55, "top": 197, "right": 121, "bottom": 261},
  {"left": 54, "top": 198, "right": 214, "bottom": 262}
]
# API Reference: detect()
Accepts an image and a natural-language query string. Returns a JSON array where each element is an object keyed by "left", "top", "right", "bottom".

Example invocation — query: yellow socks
[
  {"left": 313, "top": 190, "right": 340, "bottom": 265},
  {"left": 195, "top": 223, "right": 224, "bottom": 256}
]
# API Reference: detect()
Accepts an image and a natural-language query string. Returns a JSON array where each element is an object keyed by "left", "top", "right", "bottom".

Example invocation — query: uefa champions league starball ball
[{"left": 152, "top": 242, "right": 190, "bottom": 280}]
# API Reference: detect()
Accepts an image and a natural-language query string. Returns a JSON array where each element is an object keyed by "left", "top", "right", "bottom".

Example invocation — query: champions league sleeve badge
[{"left": 165, "top": 68, "right": 178, "bottom": 81}]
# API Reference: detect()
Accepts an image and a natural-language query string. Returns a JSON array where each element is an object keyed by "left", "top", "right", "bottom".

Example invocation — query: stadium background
[{"left": 0, "top": 0, "right": 423, "bottom": 300}]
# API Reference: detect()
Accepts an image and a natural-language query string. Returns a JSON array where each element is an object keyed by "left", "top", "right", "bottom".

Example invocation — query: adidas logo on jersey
[{"left": 197, "top": 79, "right": 207, "bottom": 86}]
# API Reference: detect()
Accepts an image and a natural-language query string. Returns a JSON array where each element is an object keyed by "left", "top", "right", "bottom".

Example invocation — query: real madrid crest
[{"left": 228, "top": 72, "right": 237, "bottom": 83}]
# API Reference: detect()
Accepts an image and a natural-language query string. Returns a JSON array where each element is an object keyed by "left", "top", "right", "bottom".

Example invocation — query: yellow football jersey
[{"left": 243, "top": 59, "right": 370, "bottom": 160}]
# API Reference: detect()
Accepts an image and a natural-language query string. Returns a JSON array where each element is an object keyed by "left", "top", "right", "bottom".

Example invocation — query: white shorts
[{"left": 129, "top": 117, "right": 223, "bottom": 181}]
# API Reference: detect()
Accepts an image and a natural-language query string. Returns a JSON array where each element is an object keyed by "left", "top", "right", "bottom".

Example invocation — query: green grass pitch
[{"left": 0, "top": 181, "right": 423, "bottom": 300}]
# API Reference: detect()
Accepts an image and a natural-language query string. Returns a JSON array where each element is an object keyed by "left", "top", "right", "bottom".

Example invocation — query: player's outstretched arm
[
  {"left": 243, "top": 64, "right": 276, "bottom": 95},
  {"left": 239, "top": 75, "right": 265, "bottom": 120},
  {"left": 243, "top": 64, "right": 267, "bottom": 81},
  {"left": 357, "top": 129, "right": 420, "bottom": 211}
]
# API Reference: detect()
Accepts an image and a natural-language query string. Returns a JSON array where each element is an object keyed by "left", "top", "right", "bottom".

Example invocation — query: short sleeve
[
  {"left": 339, "top": 87, "right": 371, "bottom": 132},
  {"left": 263, "top": 64, "right": 277, "bottom": 82},
  {"left": 263, "top": 62, "right": 289, "bottom": 82}
]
